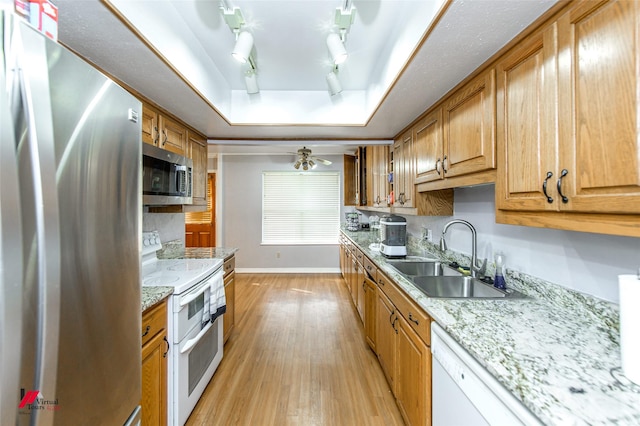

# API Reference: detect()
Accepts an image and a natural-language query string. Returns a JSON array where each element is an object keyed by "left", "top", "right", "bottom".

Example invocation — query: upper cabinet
[
  {"left": 366, "top": 145, "right": 390, "bottom": 207},
  {"left": 415, "top": 68, "right": 497, "bottom": 192},
  {"left": 187, "top": 131, "right": 208, "bottom": 208},
  {"left": 142, "top": 103, "right": 187, "bottom": 156},
  {"left": 496, "top": 0, "right": 640, "bottom": 237},
  {"left": 393, "top": 130, "right": 414, "bottom": 208}
]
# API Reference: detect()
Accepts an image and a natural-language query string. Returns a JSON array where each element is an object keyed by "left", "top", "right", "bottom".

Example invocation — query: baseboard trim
[{"left": 236, "top": 268, "right": 341, "bottom": 274}]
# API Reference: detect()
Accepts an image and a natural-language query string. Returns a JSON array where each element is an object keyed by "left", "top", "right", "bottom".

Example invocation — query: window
[{"left": 262, "top": 171, "right": 340, "bottom": 245}]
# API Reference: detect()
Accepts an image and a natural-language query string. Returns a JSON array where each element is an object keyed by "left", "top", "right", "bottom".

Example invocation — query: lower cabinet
[
  {"left": 141, "top": 299, "right": 168, "bottom": 426},
  {"left": 363, "top": 275, "right": 377, "bottom": 352},
  {"left": 223, "top": 255, "right": 236, "bottom": 344},
  {"left": 377, "top": 272, "right": 432, "bottom": 426}
]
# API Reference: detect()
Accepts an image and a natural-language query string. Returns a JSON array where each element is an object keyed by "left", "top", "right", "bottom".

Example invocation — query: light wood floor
[{"left": 186, "top": 273, "right": 404, "bottom": 426}]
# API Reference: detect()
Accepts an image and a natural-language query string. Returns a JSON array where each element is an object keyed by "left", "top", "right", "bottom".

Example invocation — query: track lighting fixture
[
  {"left": 244, "top": 69, "right": 259, "bottom": 94},
  {"left": 232, "top": 31, "right": 253, "bottom": 63},
  {"left": 326, "top": 68, "right": 342, "bottom": 96},
  {"left": 326, "top": 32, "right": 347, "bottom": 65}
]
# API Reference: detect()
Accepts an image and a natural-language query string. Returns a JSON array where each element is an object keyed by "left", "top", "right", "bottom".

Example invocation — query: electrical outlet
[{"left": 427, "top": 228, "right": 433, "bottom": 242}]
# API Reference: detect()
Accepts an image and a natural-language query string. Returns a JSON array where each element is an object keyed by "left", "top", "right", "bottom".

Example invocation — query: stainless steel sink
[
  {"left": 388, "top": 260, "right": 444, "bottom": 277},
  {"left": 412, "top": 276, "right": 522, "bottom": 299}
]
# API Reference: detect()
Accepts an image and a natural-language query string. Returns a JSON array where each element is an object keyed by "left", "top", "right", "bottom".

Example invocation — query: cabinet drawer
[
  {"left": 354, "top": 247, "right": 365, "bottom": 264},
  {"left": 377, "top": 273, "right": 431, "bottom": 345},
  {"left": 224, "top": 256, "right": 235, "bottom": 277},
  {"left": 142, "top": 301, "right": 166, "bottom": 347},
  {"left": 363, "top": 257, "right": 377, "bottom": 280}
]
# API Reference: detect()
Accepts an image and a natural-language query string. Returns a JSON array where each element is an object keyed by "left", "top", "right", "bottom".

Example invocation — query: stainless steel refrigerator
[{"left": 0, "top": 11, "right": 142, "bottom": 426}]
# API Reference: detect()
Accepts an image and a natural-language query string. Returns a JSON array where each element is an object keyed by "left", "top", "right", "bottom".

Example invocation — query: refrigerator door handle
[
  {"left": 17, "top": 22, "right": 62, "bottom": 425},
  {"left": 0, "top": 18, "right": 24, "bottom": 424}
]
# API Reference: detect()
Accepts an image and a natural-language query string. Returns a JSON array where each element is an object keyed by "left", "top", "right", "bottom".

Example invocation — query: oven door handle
[
  {"left": 180, "top": 320, "right": 213, "bottom": 355},
  {"left": 178, "top": 277, "right": 212, "bottom": 308}
]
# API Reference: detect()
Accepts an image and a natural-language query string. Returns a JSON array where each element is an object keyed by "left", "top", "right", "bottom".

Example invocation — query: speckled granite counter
[
  {"left": 157, "top": 243, "right": 238, "bottom": 261},
  {"left": 342, "top": 229, "right": 640, "bottom": 425},
  {"left": 142, "top": 286, "right": 173, "bottom": 312}
]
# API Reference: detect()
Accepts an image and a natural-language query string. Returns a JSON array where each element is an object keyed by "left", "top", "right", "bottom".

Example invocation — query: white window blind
[{"left": 262, "top": 171, "right": 340, "bottom": 245}]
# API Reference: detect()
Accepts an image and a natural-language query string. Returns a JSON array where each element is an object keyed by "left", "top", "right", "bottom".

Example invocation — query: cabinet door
[
  {"left": 376, "top": 145, "right": 390, "bottom": 205},
  {"left": 557, "top": 0, "right": 640, "bottom": 213},
  {"left": 223, "top": 272, "right": 235, "bottom": 343},
  {"left": 141, "top": 104, "right": 159, "bottom": 147},
  {"left": 496, "top": 24, "right": 559, "bottom": 211},
  {"left": 141, "top": 330, "right": 167, "bottom": 426},
  {"left": 188, "top": 131, "right": 208, "bottom": 206},
  {"left": 376, "top": 288, "right": 396, "bottom": 393},
  {"left": 443, "top": 68, "right": 496, "bottom": 179},
  {"left": 356, "top": 261, "right": 365, "bottom": 323},
  {"left": 414, "top": 108, "right": 443, "bottom": 184},
  {"left": 364, "top": 276, "right": 377, "bottom": 352},
  {"left": 394, "top": 131, "right": 414, "bottom": 207},
  {"left": 159, "top": 115, "right": 187, "bottom": 156},
  {"left": 395, "top": 315, "right": 431, "bottom": 426}
]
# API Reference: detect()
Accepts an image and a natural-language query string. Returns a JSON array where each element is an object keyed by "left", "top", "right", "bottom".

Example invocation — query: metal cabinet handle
[
  {"left": 142, "top": 325, "right": 151, "bottom": 338},
  {"left": 436, "top": 158, "right": 441, "bottom": 175},
  {"left": 162, "top": 129, "right": 168, "bottom": 146},
  {"left": 163, "top": 336, "right": 170, "bottom": 358},
  {"left": 378, "top": 278, "right": 385, "bottom": 286},
  {"left": 389, "top": 309, "right": 396, "bottom": 326},
  {"left": 153, "top": 126, "right": 159, "bottom": 145},
  {"left": 392, "top": 317, "right": 398, "bottom": 334},
  {"left": 362, "top": 282, "right": 366, "bottom": 292},
  {"left": 557, "top": 169, "right": 569, "bottom": 204},
  {"left": 543, "top": 171, "right": 554, "bottom": 203},
  {"left": 443, "top": 155, "right": 448, "bottom": 173},
  {"left": 408, "top": 313, "right": 419, "bottom": 325}
]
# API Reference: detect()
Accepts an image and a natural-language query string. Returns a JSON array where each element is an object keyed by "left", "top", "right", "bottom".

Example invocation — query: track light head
[
  {"left": 232, "top": 31, "right": 254, "bottom": 63},
  {"left": 326, "top": 33, "right": 348, "bottom": 65},
  {"left": 326, "top": 70, "right": 342, "bottom": 96},
  {"left": 244, "top": 70, "right": 259, "bottom": 94}
]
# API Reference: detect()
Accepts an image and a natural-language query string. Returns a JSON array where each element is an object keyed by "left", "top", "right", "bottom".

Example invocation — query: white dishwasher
[{"left": 431, "top": 322, "right": 542, "bottom": 426}]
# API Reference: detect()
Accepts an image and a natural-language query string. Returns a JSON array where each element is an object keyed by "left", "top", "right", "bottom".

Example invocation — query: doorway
[{"left": 185, "top": 173, "right": 216, "bottom": 247}]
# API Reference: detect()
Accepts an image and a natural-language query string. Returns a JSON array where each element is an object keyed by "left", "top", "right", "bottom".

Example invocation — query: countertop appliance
[
  {"left": 380, "top": 214, "right": 407, "bottom": 258},
  {"left": 431, "top": 322, "right": 542, "bottom": 426},
  {"left": 0, "top": 11, "right": 142, "bottom": 425},
  {"left": 142, "top": 231, "right": 225, "bottom": 425}
]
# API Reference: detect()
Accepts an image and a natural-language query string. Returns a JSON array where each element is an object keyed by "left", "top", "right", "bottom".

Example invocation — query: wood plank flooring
[{"left": 186, "top": 273, "right": 404, "bottom": 426}]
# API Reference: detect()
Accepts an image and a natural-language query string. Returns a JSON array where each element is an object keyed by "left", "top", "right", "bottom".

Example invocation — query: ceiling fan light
[
  {"left": 326, "top": 70, "right": 342, "bottom": 96},
  {"left": 232, "top": 31, "right": 253, "bottom": 63},
  {"left": 326, "top": 33, "right": 348, "bottom": 65},
  {"left": 308, "top": 159, "right": 316, "bottom": 169},
  {"left": 294, "top": 160, "right": 302, "bottom": 169},
  {"left": 302, "top": 161, "right": 309, "bottom": 171}
]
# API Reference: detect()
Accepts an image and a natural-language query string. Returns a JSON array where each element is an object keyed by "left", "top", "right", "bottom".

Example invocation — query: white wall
[
  {"left": 219, "top": 154, "right": 348, "bottom": 272},
  {"left": 398, "top": 185, "right": 639, "bottom": 303}
]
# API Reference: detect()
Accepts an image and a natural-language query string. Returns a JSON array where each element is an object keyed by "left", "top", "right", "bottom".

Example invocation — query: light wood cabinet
[
  {"left": 416, "top": 68, "right": 496, "bottom": 192},
  {"left": 393, "top": 130, "right": 414, "bottom": 208},
  {"left": 141, "top": 300, "right": 168, "bottom": 426},
  {"left": 356, "top": 260, "right": 365, "bottom": 323},
  {"left": 376, "top": 272, "right": 432, "bottom": 426},
  {"left": 343, "top": 153, "right": 359, "bottom": 206},
  {"left": 364, "top": 274, "right": 377, "bottom": 352},
  {"left": 223, "top": 255, "right": 236, "bottom": 344},
  {"left": 376, "top": 286, "right": 397, "bottom": 393},
  {"left": 366, "top": 145, "right": 390, "bottom": 207},
  {"left": 187, "top": 131, "right": 208, "bottom": 207},
  {"left": 396, "top": 313, "right": 431, "bottom": 426},
  {"left": 496, "top": 0, "right": 640, "bottom": 236},
  {"left": 142, "top": 103, "right": 187, "bottom": 156}
]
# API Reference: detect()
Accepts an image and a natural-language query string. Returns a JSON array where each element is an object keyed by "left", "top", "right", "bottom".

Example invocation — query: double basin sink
[{"left": 388, "top": 259, "right": 524, "bottom": 299}]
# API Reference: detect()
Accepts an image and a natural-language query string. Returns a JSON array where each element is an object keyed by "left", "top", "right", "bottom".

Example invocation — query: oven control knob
[{"left": 143, "top": 237, "right": 149, "bottom": 247}]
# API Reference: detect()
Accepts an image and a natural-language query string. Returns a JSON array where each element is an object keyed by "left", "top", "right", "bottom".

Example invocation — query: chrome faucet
[{"left": 439, "top": 219, "right": 479, "bottom": 278}]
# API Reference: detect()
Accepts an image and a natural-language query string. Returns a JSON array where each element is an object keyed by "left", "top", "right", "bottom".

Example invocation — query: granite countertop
[
  {"left": 142, "top": 286, "right": 173, "bottom": 312},
  {"left": 341, "top": 229, "right": 640, "bottom": 425}
]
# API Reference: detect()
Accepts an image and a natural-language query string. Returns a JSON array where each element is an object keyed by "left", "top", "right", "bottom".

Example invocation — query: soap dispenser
[{"left": 494, "top": 253, "right": 506, "bottom": 290}]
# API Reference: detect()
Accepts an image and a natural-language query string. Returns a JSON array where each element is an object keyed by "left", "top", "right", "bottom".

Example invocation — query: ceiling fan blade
[{"left": 313, "top": 157, "right": 332, "bottom": 165}]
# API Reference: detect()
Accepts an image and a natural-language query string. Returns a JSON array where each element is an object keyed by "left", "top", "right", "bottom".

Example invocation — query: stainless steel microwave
[{"left": 143, "top": 143, "right": 193, "bottom": 205}]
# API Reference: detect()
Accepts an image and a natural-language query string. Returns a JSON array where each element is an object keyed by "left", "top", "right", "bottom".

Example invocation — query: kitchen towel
[
  {"left": 619, "top": 273, "right": 640, "bottom": 385},
  {"left": 210, "top": 271, "right": 226, "bottom": 322}
]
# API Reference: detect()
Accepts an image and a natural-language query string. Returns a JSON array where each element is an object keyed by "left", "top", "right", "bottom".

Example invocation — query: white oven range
[{"left": 142, "top": 231, "right": 224, "bottom": 425}]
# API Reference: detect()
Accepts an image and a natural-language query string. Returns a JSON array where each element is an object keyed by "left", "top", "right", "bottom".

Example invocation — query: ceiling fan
[{"left": 292, "top": 147, "right": 332, "bottom": 170}]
